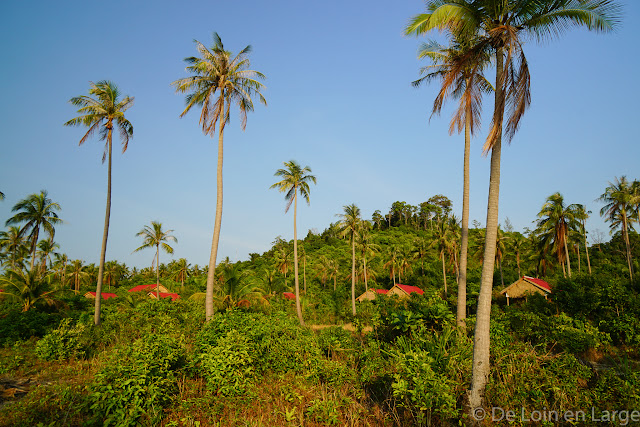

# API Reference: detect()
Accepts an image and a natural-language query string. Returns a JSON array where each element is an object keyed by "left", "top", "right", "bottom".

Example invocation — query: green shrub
[
  {"left": 198, "top": 330, "right": 255, "bottom": 396},
  {"left": 89, "top": 333, "right": 186, "bottom": 426},
  {"left": 0, "top": 308, "right": 61, "bottom": 347},
  {"left": 35, "top": 318, "right": 90, "bottom": 361}
]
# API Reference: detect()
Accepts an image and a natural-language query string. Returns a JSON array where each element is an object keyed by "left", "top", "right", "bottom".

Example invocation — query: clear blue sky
[{"left": 1, "top": 0, "right": 638, "bottom": 269}]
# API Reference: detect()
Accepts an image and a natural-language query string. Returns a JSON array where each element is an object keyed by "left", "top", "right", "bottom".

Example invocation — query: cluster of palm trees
[{"left": 404, "top": 0, "right": 620, "bottom": 413}]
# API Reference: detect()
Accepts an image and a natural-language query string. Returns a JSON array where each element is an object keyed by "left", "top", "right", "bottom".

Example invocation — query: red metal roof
[
  {"left": 129, "top": 284, "right": 161, "bottom": 292},
  {"left": 375, "top": 289, "right": 388, "bottom": 294},
  {"left": 282, "top": 292, "right": 295, "bottom": 300},
  {"left": 150, "top": 292, "right": 180, "bottom": 301},
  {"left": 524, "top": 276, "right": 552, "bottom": 292},
  {"left": 396, "top": 284, "right": 424, "bottom": 295},
  {"left": 87, "top": 291, "right": 118, "bottom": 300}
]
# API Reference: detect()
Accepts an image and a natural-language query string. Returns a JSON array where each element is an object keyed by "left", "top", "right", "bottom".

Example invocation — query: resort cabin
[
  {"left": 84, "top": 291, "right": 117, "bottom": 300},
  {"left": 147, "top": 292, "right": 180, "bottom": 301},
  {"left": 356, "top": 288, "right": 388, "bottom": 302},
  {"left": 500, "top": 276, "right": 552, "bottom": 306},
  {"left": 128, "top": 284, "right": 170, "bottom": 293},
  {"left": 387, "top": 284, "right": 424, "bottom": 299},
  {"left": 282, "top": 292, "right": 295, "bottom": 300}
]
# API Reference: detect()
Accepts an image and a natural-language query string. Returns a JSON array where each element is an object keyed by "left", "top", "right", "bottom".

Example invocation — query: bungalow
[
  {"left": 128, "top": 284, "right": 170, "bottom": 293},
  {"left": 500, "top": 276, "right": 552, "bottom": 305},
  {"left": 147, "top": 292, "right": 181, "bottom": 301},
  {"left": 282, "top": 292, "right": 296, "bottom": 300},
  {"left": 356, "top": 288, "right": 388, "bottom": 302},
  {"left": 84, "top": 291, "right": 118, "bottom": 300},
  {"left": 387, "top": 284, "right": 424, "bottom": 299}
]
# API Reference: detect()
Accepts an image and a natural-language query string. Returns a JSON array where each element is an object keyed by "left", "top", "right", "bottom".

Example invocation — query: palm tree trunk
[
  {"left": 583, "top": 220, "right": 592, "bottom": 274},
  {"left": 293, "top": 191, "right": 304, "bottom": 325},
  {"left": 441, "top": 251, "right": 447, "bottom": 297},
  {"left": 468, "top": 48, "right": 504, "bottom": 412},
  {"left": 577, "top": 243, "right": 581, "bottom": 273},
  {"left": 351, "top": 234, "right": 356, "bottom": 316},
  {"left": 563, "top": 232, "right": 572, "bottom": 278},
  {"left": 94, "top": 126, "right": 113, "bottom": 325},
  {"left": 205, "top": 99, "right": 225, "bottom": 321},
  {"left": 458, "top": 101, "right": 471, "bottom": 329},
  {"left": 623, "top": 215, "right": 634, "bottom": 280},
  {"left": 28, "top": 229, "right": 39, "bottom": 273},
  {"left": 156, "top": 245, "right": 160, "bottom": 299},
  {"left": 364, "top": 255, "right": 368, "bottom": 292}
]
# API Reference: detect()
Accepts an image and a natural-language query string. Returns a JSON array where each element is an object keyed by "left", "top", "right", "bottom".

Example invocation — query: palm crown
[
  {"left": 172, "top": 32, "right": 267, "bottom": 135},
  {"left": 64, "top": 80, "right": 134, "bottom": 161}
]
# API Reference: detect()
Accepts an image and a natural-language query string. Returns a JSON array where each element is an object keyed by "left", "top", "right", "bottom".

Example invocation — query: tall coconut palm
[
  {"left": 64, "top": 80, "right": 133, "bottom": 325},
  {"left": 406, "top": 0, "right": 620, "bottom": 410},
  {"left": 270, "top": 160, "right": 317, "bottom": 326},
  {"left": 6, "top": 191, "right": 62, "bottom": 273},
  {"left": 133, "top": 222, "right": 177, "bottom": 299},
  {"left": 412, "top": 39, "right": 491, "bottom": 327},
  {"left": 599, "top": 176, "right": 637, "bottom": 280},
  {"left": 172, "top": 33, "right": 266, "bottom": 321},
  {"left": 337, "top": 204, "right": 361, "bottom": 316}
]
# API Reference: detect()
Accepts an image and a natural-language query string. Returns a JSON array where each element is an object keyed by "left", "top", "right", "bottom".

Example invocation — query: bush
[
  {"left": 198, "top": 329, "right": 255, "bottom": 396},
  {"left": 89, "top": 333, "right": 186, "bottom": 426},
  {"left": 35, "top": 318, "right": 90, "bottom": 361},
  {"left": 0, "top": 308, "right": 61, "bottom": 347}
]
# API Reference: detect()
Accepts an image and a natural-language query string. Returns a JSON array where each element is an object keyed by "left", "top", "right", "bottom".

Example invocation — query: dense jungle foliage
[{"left": 1, "top": 192, "right": 639, "bottom": 425}]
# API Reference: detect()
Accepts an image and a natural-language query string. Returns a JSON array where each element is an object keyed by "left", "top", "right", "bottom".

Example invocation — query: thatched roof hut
[
  {"left": 500, "top": 276, "right": 552, "bottom": 305},
  {"left": 356, "top": 288, "right": 388, "bottom": 302}
]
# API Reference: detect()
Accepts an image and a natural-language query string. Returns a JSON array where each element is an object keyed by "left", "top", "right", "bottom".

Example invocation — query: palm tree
[
  {"left": 0, "top": 226, "right": 28, "bottom": 270},
  {"left": 412, "top": 39, "right": 491, "bottom": 327},
  {"left": 172, "top": 258, "right": 191, "bottom": 290},
  {"left": 1, "top": 269, "right": 64, "bottom": 312},
  {"left": 430, "top": 220, "right": 455, "bottom": 297},
  {"left": 6, "top": 191, "right": 62, "bottom": 273},
  {"left": 357, "top": 224, "right": 379, "bottom": 292},
  {"left": 36, "top": 238, "right": 59, "bottom": 275},
  {"left": 536, "top": 193, "right": 580, "bottom": 278},
  {"left": 406, "top": 0, "right": 620, "bottom": 409},
  {"left": 337, "top": 204, "right": 361, "bottom": 316},
  {"left": 383, "top": 247, "right": 400, "bottom": 285},
  {"left": 172, "top": 33, "right": 266, "bottom": 321},
  {"left": 133, "top": 221, "right": 177, "bottom": 299},
  {"left": 509, "top": 232, "right": 527, "bottom": 278},
  {"left": 271, "top": 160, "right": 317, "bottom": 325},
  {"left": 599, "top": 176, "right": 637, "bottom": 280},
  {"left": 64, "top": 80, "right": 133, "bottom": 325},
  {"left": 52, "top": 253, "right": 69, "bottom": 284},
  {"left": 67, "top": 259, "right": 88, "bottom": 292},
  {"left": 275, "top": 245, "right": 292, "bottom": 289}
]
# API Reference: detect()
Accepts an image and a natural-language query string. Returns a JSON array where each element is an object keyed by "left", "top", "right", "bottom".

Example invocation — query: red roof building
[
  {"left": 129, "top": 284, "right": 169, "bottom": 293},
  {"left": 147, "top": 292, "right": 180, "bottom": 301},
  {"left": 388, "top": 284, "right": 424, "bottom": 299},
  {"left": 84, "top": 291, "right": 118, "bottom": 300},
  {"left": 282, "top": 292, "right": 296, "bottom": 300}
]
